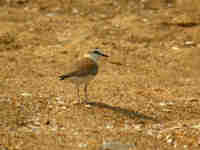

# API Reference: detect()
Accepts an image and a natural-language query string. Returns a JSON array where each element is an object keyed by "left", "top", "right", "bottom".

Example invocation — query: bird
[{"left": 59, "top": 48, "right": 109, "bottom": 104}]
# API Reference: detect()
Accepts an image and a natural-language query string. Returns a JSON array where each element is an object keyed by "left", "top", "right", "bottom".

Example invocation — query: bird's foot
[
  {"left": 71, "top": 99, "right": 91, "bottom": 107},
  {"left": 72, "top": 101, "right": 81, "bottom": 105},
  {"left": 82, "top": 100, "right": 92, "bottom": 107}
]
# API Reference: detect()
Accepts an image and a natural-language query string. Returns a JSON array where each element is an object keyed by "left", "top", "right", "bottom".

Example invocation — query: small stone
[
  {"left": 172, "top": 46, "right": 179, "bottom": 50},
  {"left": 55, "top": 97, "right": 62, "bottom": 101},
  {"left": 159, "top": 102, "right": 167, "bottom": 106},
  {"left": 21, "top": 92, "right": 32, "bottom": 97},
  {"left": 46, "top": 13, "right": 57, "bottom": 17},
  {"left": 100, "top": 141, "right": 135, "bottom": 150},
  {"left": 191, "top": 124, "right": 200, "bottom": 129},
  {"left": 105, "top": 124, "right": 113, "bottom": 129},
  {"left": 185, "top": 41, "right": 195, "bottom": 46},
  {"left": 72, "top": 8, "right": 79, "bottom": 14},
  {"left": 79, "top": 143, "right": 87, "bottom": 148},
  {"left": 133, "top": 124, "right": 142, "bottom": 131},
  {"left": 167, "top": 138, "right": 173, "bottom": 144},
  {"left": 142, "top": 18, "right": 149, "bottom": 22}
]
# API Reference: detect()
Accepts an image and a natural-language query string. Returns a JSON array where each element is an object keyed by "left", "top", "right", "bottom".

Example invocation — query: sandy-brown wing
[
  {"left": 73, "top": 58, "right": 98, "bottom": 77},
  {"left": 59, "top": 58, "right": 98, "bottom": 80}
]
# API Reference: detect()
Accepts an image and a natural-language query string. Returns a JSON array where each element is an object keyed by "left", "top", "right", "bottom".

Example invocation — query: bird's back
[{"left": 59, "top": 57, "right": 98, "bottom": 83}]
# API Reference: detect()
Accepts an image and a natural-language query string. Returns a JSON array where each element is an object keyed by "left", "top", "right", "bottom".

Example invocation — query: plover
[{"left": 59, "top": 48, "right": 108, "bottom": 104}]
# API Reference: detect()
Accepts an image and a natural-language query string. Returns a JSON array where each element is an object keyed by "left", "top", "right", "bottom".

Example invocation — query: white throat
[{"left": 84, "top": 53, "right": 100, "bottom": 62}]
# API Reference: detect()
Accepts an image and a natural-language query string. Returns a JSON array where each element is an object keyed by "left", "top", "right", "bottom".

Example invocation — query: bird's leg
[
  {"left": 84, "top": 83, "right": 89, "bottom": 103},
  {"left": 75, "top": 84, "right": 81, "bottom": 104}
]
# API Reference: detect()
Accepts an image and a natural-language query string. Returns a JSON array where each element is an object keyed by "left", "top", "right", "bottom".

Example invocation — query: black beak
[
  {"left": 101, "top": 53, "right": 109, "bottom": 57},
  {"left": 93, "top": 48, "right": 109, "bottom": 57}
]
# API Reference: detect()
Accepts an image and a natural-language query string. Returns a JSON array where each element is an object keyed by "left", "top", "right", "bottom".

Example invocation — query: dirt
[{"left": 0, "top": 0, "right": 200, "bottom": 150}]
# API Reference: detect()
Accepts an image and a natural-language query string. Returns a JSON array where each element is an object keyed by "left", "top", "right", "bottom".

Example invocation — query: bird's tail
[{"left": 59, "top": 75, "right": 70, "bottom": 80}]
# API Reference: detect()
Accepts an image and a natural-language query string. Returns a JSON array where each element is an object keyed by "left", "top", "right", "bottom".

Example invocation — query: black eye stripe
[{"left": 94, "top": 51, "right": 99, "bottom": 54}]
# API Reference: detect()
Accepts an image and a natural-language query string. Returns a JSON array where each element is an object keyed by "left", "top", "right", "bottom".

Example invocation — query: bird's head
[{"left": 85, "top": 48, "right": 109, "bottom": 62}]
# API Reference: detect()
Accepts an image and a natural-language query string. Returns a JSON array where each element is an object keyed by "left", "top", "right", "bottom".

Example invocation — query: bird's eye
[{"left": 94, "top": 50, "right": 100, "bottom": 54}]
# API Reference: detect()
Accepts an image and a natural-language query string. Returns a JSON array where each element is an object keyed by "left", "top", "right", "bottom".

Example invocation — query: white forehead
[{"left": 95, "top": 48, "right": 101, "bottom": 51}]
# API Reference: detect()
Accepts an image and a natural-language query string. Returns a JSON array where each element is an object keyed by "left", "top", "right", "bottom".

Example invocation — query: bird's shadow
[{"left": 86, "top": 101, "right": 158, "bottom": 122}]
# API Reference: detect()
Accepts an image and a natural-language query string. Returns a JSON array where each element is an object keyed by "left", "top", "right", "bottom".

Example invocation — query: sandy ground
[{"left": 0, "top": 0, "right": 200, "bottom": 149}]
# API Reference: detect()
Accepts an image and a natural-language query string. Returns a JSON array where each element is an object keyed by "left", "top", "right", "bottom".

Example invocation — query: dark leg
[
  {"left": 75, "top": 85, "right": 81, "bottom": 103},
  {"left": 84, "top": 83, "right": 89, "bottom": 102}
]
